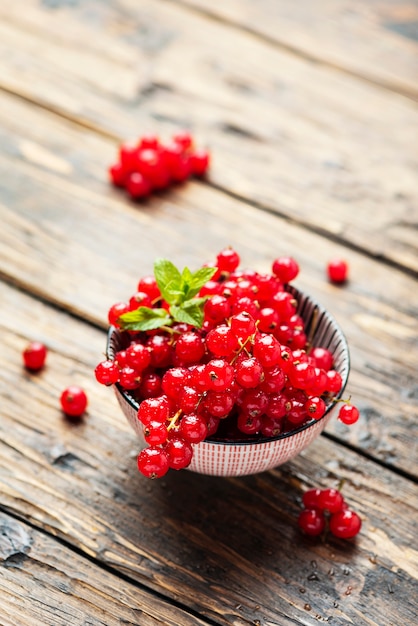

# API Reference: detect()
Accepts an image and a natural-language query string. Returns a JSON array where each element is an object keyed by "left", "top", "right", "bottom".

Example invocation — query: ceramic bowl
[{"left": 107, "top": 286, "right": 350, "bottom": 477}]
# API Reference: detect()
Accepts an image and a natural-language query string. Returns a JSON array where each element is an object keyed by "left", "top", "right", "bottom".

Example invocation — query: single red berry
[
  {"left": 237, "top": 411, "right": 262, "bottom": 435},
  {"left": 305, "top": 396, "right": 326, "bottom": 420},
  {"left": 139, "top": 372, "right": 163, "bottom": 399},
  {"left": 204, "top": 295, "right": 232, "bottom": 324},
  {"left": 298, "top": 509, "right": 326, "bottom": 536},
  {"left": 205, "top": 325, "right": 239, "bottom": 357},
  {"left": 326, "top": 370, "right": 343, "bottom": 394},
  {"left": 327, "top": 259, "right": 348, "bottom": 284},
  {"left": 302, "top": 488, "right": 322, "bottom": 510},
  {"left": 169, "top": 154, "right": 191, "bottom": 182},
  {"left": 310, "top": 346, "right": 333, "bottom": 371},
  {"left": 204, "top": 359, "right": 234, "bottom": 392},
  {"left": 203, "top": 390, "right": 235, "bottom": 418},
  {"left": 179, "top": 413, "right": 208, "bottom": 444},
  {"left": 137, "top": 446, "right": 169, "bottom": 479},
  {"left": 119, "top": 142, "right": 139, "bottom": 171},
  {"left": 23, "top": 341, "right": 47, "bottom": 371},
  {"left": 318, "top": 488, "right": 345, "bottom": 513},
  {"left": 108, "top": 163, "right": 127, "bottom": 187},
  {"left": 174, "top": 332, "right": 205, "bottom": 364},
  {"left": 95, "top": 360, "right": 120, "bottom": 385},
  {"left": 126, "top": 343, "right": 152, "bottom": 372},
  {"left": 216, "top": 248, "right": 240, "bottom": 273},
  {"left": 137, "top": 276, "right": 161, "bottom": 300},
  {"left": 60, "top": 386, "right": 88, "bottom": 418},
  {"left": 129, "top": 291, "right": 153, "bottom": 310},
  {"left": 138, "top": 134, "right": 160, "bottom": 150},
  {"left": 138, "top": 396, "right": 171, "bottom": 425},
  {"left": 119, "top": 366, "right": 141, "bottom": 390},
  {"left": 329, "top": 509, "right": 362, "bottom": 539},
  {"left": 272, "top": 257, "right": 299, "bottom": 283},
  {"left": 235, "top": 357, "right": 264, "bottom": 389},
  {"left": 143, "top": 420, "right": 168, "bottom": 446},
  {"left": 172, "top": 130, "right": 193, "bottom": 152},
  {"left": 126, "top": 172, "right": 152, "bottom": 199},
  {"left": 190, "top": 149, "right": 210, "bottom": 176},
  {"left": 108, "top": 302, "right": 130, "bottom": 327},
  {"left": 165, "top": 437, "right": 193, "bottom": 470},
  {"left": 338, "top": 404, "right": 360, "bottom": 425}
]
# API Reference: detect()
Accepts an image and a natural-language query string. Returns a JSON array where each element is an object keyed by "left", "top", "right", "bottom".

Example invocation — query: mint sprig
[{"left": 118, "top": 259, "right": 216, "bottom": 332}]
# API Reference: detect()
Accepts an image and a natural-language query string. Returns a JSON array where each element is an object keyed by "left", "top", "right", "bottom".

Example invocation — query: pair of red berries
[
  {"left": 298, "top": 487, "right": 361, "bottom": 539},
  {"left": 109, "top": 131, "right": 210, "bottom": 200},
  {"left": 23, "top": 342, "right": 88, "bottom": 418}
]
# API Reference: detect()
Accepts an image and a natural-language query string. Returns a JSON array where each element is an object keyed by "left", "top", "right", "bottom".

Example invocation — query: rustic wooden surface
[{"left": 0, "top": 1, "right": 417, "bottom": 625}]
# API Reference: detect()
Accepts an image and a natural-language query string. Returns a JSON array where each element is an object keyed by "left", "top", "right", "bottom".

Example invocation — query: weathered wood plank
[
  {"left": 175, "top": 0, "right": 418, "bottom": 100},
  {"left": 0, "top": 1, "right": 417, "bottom": 273},
  {"left": 0, "top": 281, "right": 417, "bottom": 626},
  {"left": 0, "top": 90, "right": 417, "bottom": 476},
  {"left": 0, "top": 512, "right": 211, "bottom": 626}
]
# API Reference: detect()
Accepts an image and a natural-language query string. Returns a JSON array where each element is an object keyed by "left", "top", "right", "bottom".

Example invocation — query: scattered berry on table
[
  {"left": 338, "top": 404, "right": 360, "bottom": 425},
  {"left": 96, "top": 248, "right": 356, "bottom": 479},
  {"left": 23, "top": 341, "right": 47, "bottom": 371},
  {"left": 108, "top": 131, "right": 210, "bottom": 202},
  {"left": 299, "top": 485, "right": 361, "bottom": 539},
  {"left": 327, "top": 259, "right": 348, "bottom": 284},
  {"left": 60, "top": 386, "right": 88, "bottom": 418}
]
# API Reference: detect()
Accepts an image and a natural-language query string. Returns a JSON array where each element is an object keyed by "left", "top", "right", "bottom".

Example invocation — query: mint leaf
[
  {"left": 154, "top": 259, "right": 182, "bottom": 305},
  {"left": 119, "top": 307, "right": 172, "bottom": 331},
  {"left": 170, "top": 302, "right": 205, "bottom": 328},
  {"left": 183, "top": 266, "right": 217, "bottom": 299}
]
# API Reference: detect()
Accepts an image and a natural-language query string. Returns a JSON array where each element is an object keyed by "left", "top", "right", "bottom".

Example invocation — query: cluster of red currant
[
  {"left": 108, "top": 131, "right": 210, "bottom": 200},
  {"left": 95, "top": 248, "right": 359, "bottom": 479},
  {"left": 298, "top": 486, "right": 362, "bottom": 539},
  {"left": 23, "top": 342, "right": 88, "bottom": 418}
]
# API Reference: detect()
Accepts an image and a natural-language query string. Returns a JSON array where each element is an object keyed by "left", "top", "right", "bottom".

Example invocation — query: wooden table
[{"left": 0, "top": 2, "right": 417, "bottom": 625}]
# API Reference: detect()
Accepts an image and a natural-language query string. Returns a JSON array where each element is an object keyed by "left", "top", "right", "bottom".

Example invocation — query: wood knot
[{"left": 0, "top": 514, "right": 32, "bottom": 565}]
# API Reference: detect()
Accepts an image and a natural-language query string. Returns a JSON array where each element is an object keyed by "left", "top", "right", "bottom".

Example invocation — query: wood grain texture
[
  {"left": 0, "top": 89, "right": 417, "bottom": 476},
  {"left": 0, "top": 1, "right": 417, "bottom": 274},
  {"left": 0, "top": 281, "right": 417, "bottom": 626},
  {"left": 174, "top": 0, "right": 418, "bottom": 100},
  {"left": 0, "top": 512, "right": 210, "bottom": 626}
]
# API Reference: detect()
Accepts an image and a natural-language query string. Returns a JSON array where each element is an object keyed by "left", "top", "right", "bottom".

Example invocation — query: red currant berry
[
  {"left": 216, "top": 248, "right": 240, "bottom": 273},
  {"left": 161, "top": 367, "right": 190, "bottom": 398},
  {"left": 318, "top": 488, "right": 345, "bottom": 513},
  {"left": 139, "top": 372, "right": 163, "bottom": 399},
  {"left": 338, "top": 404, "right": 360, "bottom": 425},
  {"left": 172, "top": 130, "right": 193, "bottom": 152},
  {"left": 272, "top": 257, "right": 299, "bottom": 283},
  {"left": 329, "top": 509, "right": 361, "bottom": 539},
  {"left": 327, "top": 259, "right": 348, "bottom": 284},
  {"left": 143, "top": 420, "right": 168, "bottom": 446},
  {"left": 119, "top": 142, "right": 138, "bottom": 171},
  {"left": 138, "top": 396, "right": 171, "bottom": 425},
  {"left": 204, "top": 390, "right": 235, "bottom": 418},
  {"left": 305, "top": 396, "right": 326, "bottom": 420},
  {"left": 23, "top": 341, "right": 47, "bottom": 371},
  {"left": 235, "top": 357, "right": 264, "bottom": 389},
  {"left": 174, "top": 332, "right": 205, "bottom": 364},
  {"left": 137, "top": 446, "right": 169, "bottom": 479},
  {"left": 108, "top": 163, "right": 127, "bottom": 187},
  {"left": 179, "top": 413, "right": 208, "bottom": 443},
  {"left": 253, "top": 333, "right": 281, "bottom": 367},
  {"left": 95, "top": 360, "right": 120, "bottom": 385},
  {"left": 119, "top": 366, "right": 141, "bottom": 390},
  {"left": 138, "top": 134, "right": 160, "bottom": 150},
  {"left": 137, "top": 276, "right": 161, "bottom": 300},
  {"left": 230, "top": 311, "right": 256, "bottom": 341},
  {"left": 126, "top": 172, "right": 152, "bottom": 199},
  {"left": 204, "top": 359, "right": 234, "bottom": 392},
  {"left": 298, "top": 509, "right": 326, "bottom": 536},
  {"left": 310, "top": 346, "right": 333, "bottom": 371},
  {"left": 204, "top": 295, "right": 231, "bottom": 324},
  {"left": 108, "top": 302, "right": 130, "bottom": 327},
  {"left": 129, "top": 291, "right": 153, "bottom": 310},
  {"left": 326, "top": 370, "right": 343, "bottom": 394},
  {"left": 206, "top": 325, "right": 239, "bottom": 357},
  {"left": 165, "top": 437, "right": 193, "bottom": 470},
  {"left": 190, "top": 149, "right": 210, "bottom": 176},
  {"left": 126, "top": 343, "right": 152, "bottom": 372},
  {"left": 60, "top": 386, "right": 88, "bottom": 418},
  {"left": 302, "top": 488, "right": 322, "bottom": 510},
  {"left": 237, "top": 411, "right": 262, "bottom": 435}
]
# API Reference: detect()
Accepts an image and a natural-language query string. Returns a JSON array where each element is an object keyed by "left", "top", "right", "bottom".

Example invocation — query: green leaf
[
  {"left": 183, "top": 266, "right": 217, "bottom": 300},
  {"left": 153, "top": 259, "right": 182, "bottom": 305},
  {"left": 119, "top": 307, "right": 172, "bottom": 331},
  {"left": 170, "top": 302, "right": 205, "bottom": 328}
]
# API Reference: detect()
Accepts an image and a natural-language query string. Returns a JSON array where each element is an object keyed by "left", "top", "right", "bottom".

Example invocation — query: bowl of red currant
[{"left": 96, "top": 248, "right": 353, "bottom": 479}]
